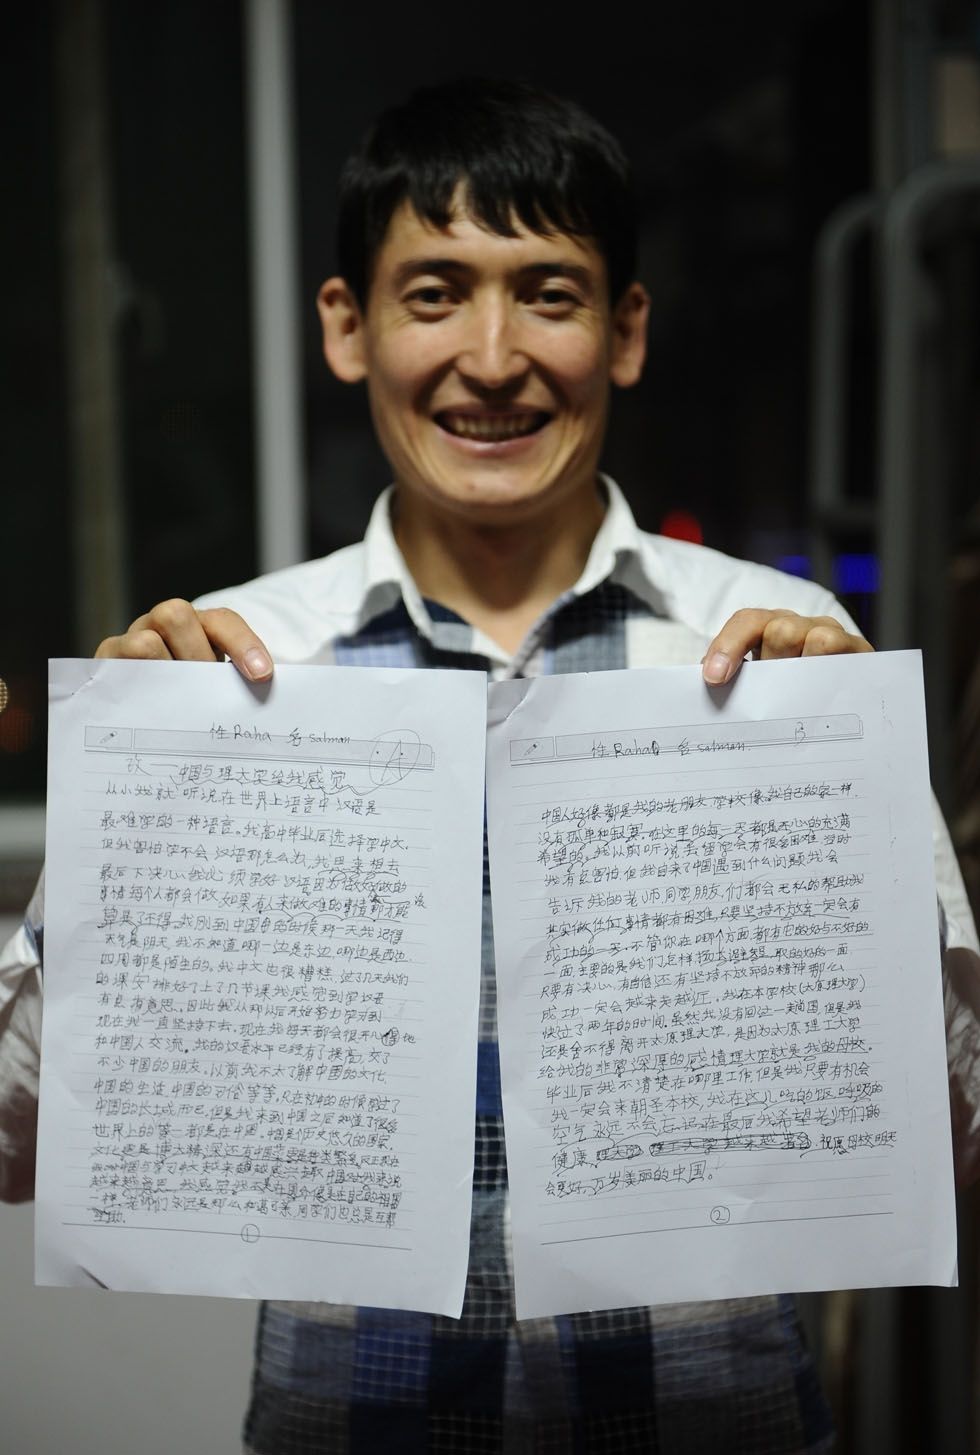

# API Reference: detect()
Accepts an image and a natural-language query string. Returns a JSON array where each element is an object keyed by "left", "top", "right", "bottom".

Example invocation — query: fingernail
[
  {"left": 703, "top": 652, "right": 731, "bottom": 684},
  {"left": 243, "top": 648, "right": 272, "bottom": 680}
]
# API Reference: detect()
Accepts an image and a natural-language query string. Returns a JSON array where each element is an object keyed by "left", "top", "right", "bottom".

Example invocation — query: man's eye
[
  {"left": 407, "top": 286, "right": 454, "bottom": 307},
  {"left": 534, "top": 288, "right": 579, "bottom": 310}
]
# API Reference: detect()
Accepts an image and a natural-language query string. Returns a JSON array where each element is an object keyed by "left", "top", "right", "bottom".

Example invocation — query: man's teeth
[{"left": 440, "top": 412, "right": 544, "bottom": 441}]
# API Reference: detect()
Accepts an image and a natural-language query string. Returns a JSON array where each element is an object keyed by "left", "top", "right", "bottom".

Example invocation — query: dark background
[{"left": 1, "top": 0, "right": 876, "bottom": 800}]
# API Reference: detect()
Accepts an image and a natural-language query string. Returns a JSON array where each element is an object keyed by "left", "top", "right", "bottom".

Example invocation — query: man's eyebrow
[
  {"left": 389, "top": 258, "right": 599, "bottom": 293},
  {"left": 391, "top": 258, "right": 470, "bottom": 288},
  {"left": 519, "top": 262, "right": 596, "bottom": 293}
]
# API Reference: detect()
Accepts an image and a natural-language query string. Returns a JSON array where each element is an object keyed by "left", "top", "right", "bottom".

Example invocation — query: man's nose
[{"left": 455, "top": 298, "right": 528, "bottom": 391}]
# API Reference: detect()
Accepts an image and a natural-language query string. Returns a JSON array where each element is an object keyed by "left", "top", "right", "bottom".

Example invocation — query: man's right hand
[{"left": 95, "top": 600, "right": 273, "bottom": 682}]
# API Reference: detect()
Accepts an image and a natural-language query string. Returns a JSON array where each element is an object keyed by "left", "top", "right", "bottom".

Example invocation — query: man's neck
[{"left": 392, "top": 483, "right": 606, "bottom": 656}]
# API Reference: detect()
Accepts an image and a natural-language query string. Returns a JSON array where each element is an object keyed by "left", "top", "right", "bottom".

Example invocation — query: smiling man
[
  {"left": 316, "top": 197, "right": 646, "bottom": 651},
  {"left": 3, "top": 78, "right": 980, "bottom": 1454}
]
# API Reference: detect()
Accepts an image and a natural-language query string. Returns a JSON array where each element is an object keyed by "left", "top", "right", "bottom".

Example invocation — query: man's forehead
[{"left": 375, "top": 195, "right": 606, "bottom": 273}]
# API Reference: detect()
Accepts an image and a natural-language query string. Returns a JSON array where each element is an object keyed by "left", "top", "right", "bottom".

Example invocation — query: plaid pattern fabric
[{"left": 243, "top": 579, "right": 835, "bottom": 1455}]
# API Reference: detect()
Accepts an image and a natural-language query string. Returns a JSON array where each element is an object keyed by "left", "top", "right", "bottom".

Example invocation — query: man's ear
[
  {"left": 609, "top": 282, "right": 650, "bottom": 389},
  {"left": 317, "top": 276, "right": 368, "bottom": 383}
]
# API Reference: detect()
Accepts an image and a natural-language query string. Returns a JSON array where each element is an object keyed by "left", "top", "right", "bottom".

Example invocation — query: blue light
[
  {"left": 776, "top": 554, "right": 812, "bottom": 579},
  {"left": 833, "top": 553, "right": 880, "bottom": 594}
]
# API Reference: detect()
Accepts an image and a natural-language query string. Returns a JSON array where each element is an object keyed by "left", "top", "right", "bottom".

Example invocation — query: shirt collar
[
  {"left": 358, "top": 486, "right": 435, "bottom": 642},
  {"left": 573, "top": 474, "right": 650, "bottom": 598},
  {"left": 355, "top": 476, "right": 666, "bottom": 660}
]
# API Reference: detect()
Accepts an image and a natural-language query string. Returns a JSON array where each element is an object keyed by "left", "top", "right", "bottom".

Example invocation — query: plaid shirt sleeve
[{"left": 0, "top": 874, "right": 43, "bottom": 1203}]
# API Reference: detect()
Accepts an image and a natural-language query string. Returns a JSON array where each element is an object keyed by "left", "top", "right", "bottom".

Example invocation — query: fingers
[
  {"left": 702, "top": 609, "right": 872, "bottom": 685},
  {"left": 95, "top": 627, "right": 173, "bottom": 662},
  {"left": 94, "top": 600, "right": 273, "bottom": 682},
  {"left": 197, "top": 607, "right": 274, "bottom": 681},
  {"left": 140, "top": 599, "right": 226, "bottom": 661}
]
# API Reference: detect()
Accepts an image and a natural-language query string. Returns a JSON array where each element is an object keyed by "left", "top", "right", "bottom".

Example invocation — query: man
[{"left": 3, "top": 78, "right": 979, "bottom": 1453}]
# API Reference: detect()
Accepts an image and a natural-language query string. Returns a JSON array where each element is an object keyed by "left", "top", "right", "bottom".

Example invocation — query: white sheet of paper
[
  {"left": 38, "top": 659, "right": 487, "bottom": 1315},
  {"left": 486, "top": 651, "right": 956, "bottom": 1319}
]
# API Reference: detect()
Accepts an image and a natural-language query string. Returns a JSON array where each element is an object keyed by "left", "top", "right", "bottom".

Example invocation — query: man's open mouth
[{"left": 435, "top": 410, "right": 550, "bottom": 442}]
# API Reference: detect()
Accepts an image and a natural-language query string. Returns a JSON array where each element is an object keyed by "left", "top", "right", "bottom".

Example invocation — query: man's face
[{"left": 330, "top": 200, "right": 646, "bottom": 527}]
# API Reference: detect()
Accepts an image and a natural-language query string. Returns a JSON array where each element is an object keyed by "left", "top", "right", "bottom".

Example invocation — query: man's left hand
[{"left": 702, "top": 608, "right": 873, "bottom": 685}]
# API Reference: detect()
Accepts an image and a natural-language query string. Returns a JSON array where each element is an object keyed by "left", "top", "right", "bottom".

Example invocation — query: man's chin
[
  {"left": 417, "top": 459, "right": 601, "bottom": 515},
  {"left": 421, "top": 479, "right": 577, "bottom": 527}
]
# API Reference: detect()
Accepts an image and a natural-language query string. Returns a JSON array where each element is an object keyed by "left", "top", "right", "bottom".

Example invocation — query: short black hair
[{"left": 337, "top": 78, "right": 638, "bottom": 307}]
